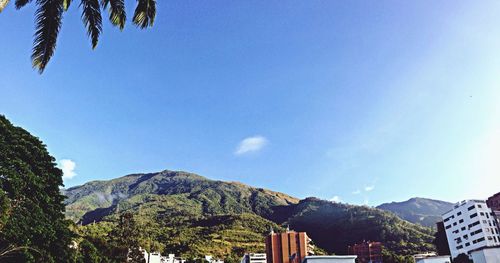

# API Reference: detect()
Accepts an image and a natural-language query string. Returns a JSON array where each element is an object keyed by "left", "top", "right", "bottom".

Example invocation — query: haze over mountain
[
  {"left": 377, "top": 197, "right": 454, "bottom": 228},
  {"left": 64, "top": 170, "right": 436, "bottom": 261}
]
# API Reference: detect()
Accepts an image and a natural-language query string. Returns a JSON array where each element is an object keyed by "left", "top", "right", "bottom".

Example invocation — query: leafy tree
[
  {"left": 76, "top": 239, "right": 102, "bottom": 263},
  {"left": 0, "top": 0, "right": 156, "bottom": 73},
  {"left": 0, "top": 115, "right": 73, "bottom": 262},
  {"left": 108, "top": 212, "right": 145, "bottom": 263},
  {"left": 452, "top": 253, "right": 472, "bottom": 263}
]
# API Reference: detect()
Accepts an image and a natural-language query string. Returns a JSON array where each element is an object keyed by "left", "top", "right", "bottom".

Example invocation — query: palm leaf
[
  {"left": 0, "top": 0, "right": 9, "bottom": 12},
  {"left": 14, "top": 0, "right": 31, "bottom": 9},
  {"left": 62, "top": 0, "right": 71, "bottom": 10},
  {"left": 80, "top": 0, "right": 102, "bottom": 48},
  {"left": 31, "top": 0, "right": 63, "bottom": 73},
  {"left": 132, "top": 0, "right": 155, "bottom": 29},
  {"left": 102, "top": 0, "right": 125, "bottom": 30}
]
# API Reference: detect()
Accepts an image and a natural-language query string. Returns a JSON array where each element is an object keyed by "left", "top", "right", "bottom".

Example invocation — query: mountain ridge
[
  {"left": 377, "top": 197, "right": 454, "bottom": 228},
  {"left": 64, "top": 169, "right": 437, "bottom": 262}
]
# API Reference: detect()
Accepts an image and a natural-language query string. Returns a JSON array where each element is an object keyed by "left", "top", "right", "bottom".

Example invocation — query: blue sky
[{"left": 1, "top": 1, "right": 500, "bottom": 206}]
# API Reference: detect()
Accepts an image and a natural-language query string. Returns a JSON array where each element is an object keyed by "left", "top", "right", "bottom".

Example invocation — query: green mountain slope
[
  {"left": 64, "top": 170, "right": 299, "bottom": 223},
  {"left": 270, "top": 198, "right": 435, "bottom": 256},
  {"left": 377, "top": 197, "right": 453, "bottom": 227},
  {"left": 64, "top": 171, "right": 437, "bottom": 261}
]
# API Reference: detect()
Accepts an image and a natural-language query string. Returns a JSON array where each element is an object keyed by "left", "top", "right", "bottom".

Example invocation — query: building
[
  {"left": 266, "top": 229, "right": 311, "bottom": 263},
  {"left": 142, "top": 252, "right": 186, "bottom": 263},
  {"left": 487, "top": 192, "right": 500, "bottom": 232},
  {"left": 441, "top": 199, "right": 500, "bottom": 259},
  {"left": 241, "top": 253, "right": 267, "bottom": 263},
  {"left": 470, "top": 246, "right": 500, "bottom": 263},
  {"left": 301, "top": 255, "right": 357, "bottom": 263},
  {"left": 413, "top": 254, "right": 451, "bottom": 263},
  {"left": 347, "top": 241, "right": 382, "bottom": 263}
]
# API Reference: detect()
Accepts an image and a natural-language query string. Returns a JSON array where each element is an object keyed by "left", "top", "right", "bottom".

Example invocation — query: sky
[{"left": 1, "top": 1, "right": 500, "bottom": 206}]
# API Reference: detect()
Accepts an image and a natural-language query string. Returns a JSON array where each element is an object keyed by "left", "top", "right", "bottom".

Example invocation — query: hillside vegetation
[
  {"left": 65, "top": 171, "right": 437, "bottom": 262},
  {"left": 377, "top": 198, "right": 453, "bottom": 228}
]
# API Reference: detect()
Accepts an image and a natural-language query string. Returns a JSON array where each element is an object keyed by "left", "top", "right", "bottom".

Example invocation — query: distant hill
[
  {"left": 377, "top": 197, "right": 453, "bottom": 227},
  {"left": 64, "top": 171, "right": 437, "bottom": 261}
]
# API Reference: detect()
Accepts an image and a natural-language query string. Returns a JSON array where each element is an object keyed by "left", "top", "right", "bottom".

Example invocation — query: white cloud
[
  {"left": 364, "top": 185, "right": 375, "bottom": 192},
  {"left": 58, "top": 159, "right": 77, "bottom": 179},
  {"left": 352, "top": 189, "right": 361, "bottom": 195},
  {"left": 235, "top": 136, "right": 268, "bottom": 155},
  {"left": 330, "top": 196, "right": 342, "bottom": 203}
]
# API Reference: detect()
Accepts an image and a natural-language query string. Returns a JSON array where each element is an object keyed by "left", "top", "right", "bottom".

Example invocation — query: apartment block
[
  {"left": 347, "top": 241, "right": 382, "bottom": 263},
  {"left": 265, "top": 230, "right": 310, "bottom": 263},
  {"left": 442, "top": 200, "right": 500, "bottom": 259}
]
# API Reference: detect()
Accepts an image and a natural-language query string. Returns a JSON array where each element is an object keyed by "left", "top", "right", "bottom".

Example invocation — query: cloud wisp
[
  {"left": 235, "top": 136, "right": 268, "bottom": 155},
  {"left": 330, "top": 196, "right": 342, "bottom": 203},
  {"left": 58, "top": 159, "right": 77, "bottom": 179},
  {"left": 364, "top": 185, "right": 375, "bottom": 192}
]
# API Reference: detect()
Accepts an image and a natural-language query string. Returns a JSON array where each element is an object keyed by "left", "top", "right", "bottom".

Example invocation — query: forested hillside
[
  {"left": 65, "top": 171, "right": 438, "bottom": 262},
  {"left": 377, "top": 198, "right": 453, "bottom": 227}
]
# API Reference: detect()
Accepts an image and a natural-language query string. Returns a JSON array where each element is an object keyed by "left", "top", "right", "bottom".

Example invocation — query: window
[
  {"left": 480, "top": 212, "right": 485, "bottom": 216},
  {"left": 468, "top": 221, "right": 480, "bottom": 228},
  {"left": 478, "top": 204, "right": 482, "bottom": 208},
  {"left": 468, "top": 205, "right": 475, "bottom": 211},
  {"left": 457, "top": 212, "right": 462, "bottom": 216},
  {"left": 456, "top": 245, "right": 463, "bottom": 249},
  {"left": 453, "top": 222, "right": 457, "bottom": 226},
  {"left": 465, "top": 242, "right": 470, "bottom": 247},
  {"left": 459, "top": 219, "right": 464, "bottom": 223},
  {"left": 461, "top": 227, "right": 466, "bottom": 231},
  {"left": 470, "top": 213, "right": 478, "bottom": 219},
  {"left": 446, "top": 225, "right": 451, "bottom": 229}
]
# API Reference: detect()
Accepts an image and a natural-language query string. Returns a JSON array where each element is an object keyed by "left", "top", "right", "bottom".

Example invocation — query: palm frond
[
  {"left": 0, "top": 0, "right": 9, "bottom": 12},
  {"left": 14, "top": 0, "right": 31, "bottom": 9},
  {"left": 104, "top": 0, "right": 125, "bottom": 30},
  {"left": 132, "top": 0, "right": 155, "bottom": 29},
  {"left": 80, "top": 0, "right": 102, "bottom": 48},
  {"left": 31, "top": 0, "right": 63, "bottom": 73},
  {"left": 62, "top": 0, "right": 71, "bottom": 10}
]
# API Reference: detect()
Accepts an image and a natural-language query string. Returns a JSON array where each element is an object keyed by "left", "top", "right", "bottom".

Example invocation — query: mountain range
[
  {"left": 64, "top": 170, "right": 438, "bottom": 261},
  {"left": 377, "top": 197, "right": 453, "bottom": 228}
]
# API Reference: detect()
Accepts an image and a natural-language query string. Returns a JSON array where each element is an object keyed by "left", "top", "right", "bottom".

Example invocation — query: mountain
[
  {"left": 64, "top": 170, "right": 437, "bottom": 262},
  {"left": 377, "top": 197, "right": 454, "bottom": 227}
]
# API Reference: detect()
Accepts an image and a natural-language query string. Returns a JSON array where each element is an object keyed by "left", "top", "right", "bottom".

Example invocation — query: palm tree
[{"left": 0, "top": 0, "right": 156, "bottom": 73}]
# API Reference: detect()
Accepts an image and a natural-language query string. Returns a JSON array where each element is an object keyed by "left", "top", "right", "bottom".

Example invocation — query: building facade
[
  {"left": 470, "top": 247, "right": 500, "bottom": 263},
  {"left": 486, "top": 192, "right": 500, "bottom": 232},
  {"left": 302, "top": 255, "right": 357, "bottom": 263},
  {"left": 266, "top": 230, "right": 310, "bottom": 263},
  {"left": 442, "top": 200, "right": 500, "bottom": 259},
  {"left": 347, "top": 241, "right": 382, "bottom": 263},
  {"left": 241, "top": 253, "right": 267, "bottom": 263}
]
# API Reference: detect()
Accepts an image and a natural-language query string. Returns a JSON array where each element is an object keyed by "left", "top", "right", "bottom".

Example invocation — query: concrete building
[
  {"left": 442, "top": 199, "right": 500, "bottom": 259},
  {"left": 266, "top": 229, "right": 311, "bottom": 263},
  {"left": 241, "top": 253, "right": 267, "bottom": 263},
  {"left": 487, "top": 192, "right": 500, "bottom": 232},
  {"left": 470, "top": 246, "right": 500, "bottom": 263},
  {"left": 347, "top": 241, "right": 382, "bottom": 263},
  {"left": 142, "top": 252, "right": 185, "bottom": 263},
  {"left": 301, "top": 256, "right": 357, "bottom": 263},
  {"left": 413, "top": 254, "right": 451, "bottom": 263}
]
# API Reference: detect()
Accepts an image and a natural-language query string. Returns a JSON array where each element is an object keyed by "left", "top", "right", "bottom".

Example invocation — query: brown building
[
  {"left": 487, "top": 192, "right": 500, "bottom": 231},
  {"left": 266, "top": 230, "right": 310, "bottom": 263},
  {"left": 347, "top": 241, "right": 382, "bottom": 263}
]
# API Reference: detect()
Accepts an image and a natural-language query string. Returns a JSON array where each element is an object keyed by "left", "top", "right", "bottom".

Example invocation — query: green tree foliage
[
  {"left": 452, "top": 253, "right": 472, "bottom": 263},
  {"left": 0, "top": 115, "right": 73, "bottom": 262},
  {"left": 108, "top": 212, "right": 145, "bottom": 263},
  {"left": 0, "top": 0, "right": 156, "bottom": 73}
]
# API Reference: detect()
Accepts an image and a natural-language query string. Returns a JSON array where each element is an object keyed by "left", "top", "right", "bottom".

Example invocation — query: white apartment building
[
  {"left": 442, "top": 200, "right": 500, "bottom": 259},
  {"left": 241, "top": 253, "right": 266, "bottom": 263}
]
